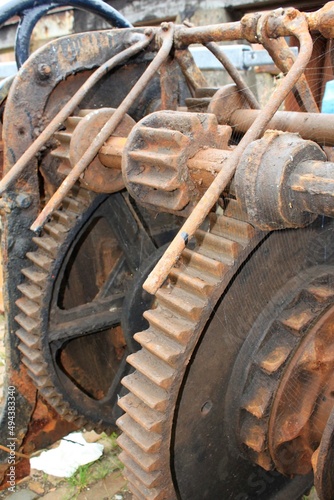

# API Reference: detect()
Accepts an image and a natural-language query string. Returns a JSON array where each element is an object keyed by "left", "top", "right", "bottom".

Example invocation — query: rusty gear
[
  {"left": 117, "top": 208, "right": 334, "bottom": 499},
  {"left": 123, "top": 110, "right": 231, "bottom": 215},
  {"left": 227, "top": 267, "right": 334, "bottom": 475}
]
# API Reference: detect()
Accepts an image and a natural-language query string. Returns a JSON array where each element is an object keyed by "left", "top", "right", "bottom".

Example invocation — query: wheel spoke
[
  {"left": 49, "top": 295, "right": 123, "bottom": 343},
  {"left": 100, "top": 193, "right": 156, "bottom": 273}
]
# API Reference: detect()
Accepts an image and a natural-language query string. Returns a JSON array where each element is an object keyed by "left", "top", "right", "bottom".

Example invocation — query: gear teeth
[
  {"left": 307, "top": 284, "right": 334, "bottom": 302},
  {"left": 15, "top": 297, "right": 39, "bottom": 318},
  {"left": 224, "top": 197, "right": 248, "bottom": 221},
  {"left": 127, "top": 350, "right": 176, "bottom": 389},
  {"left": 16, "top": 328, "right": 40, "bottom": 349},
  {"left": 181, "top": 247, "right": 226, "bottom": 278},
  {"left": 237, "top": 273, "right": 334, "bottom": 472},
  {"left": 62, "top": 196, "right": 87, "bottom": 214},
  {"left": 240, "top": 414, "right": 267, "bottom": 453},
  {"left": 117, "top": 433, "right": 160, "bottom": 472},
  {"left": 118, "top": 213, "right": 260, "bottom": 498},
  {"left": 241, "top": 371, "right": 276, "bottom": 419},
  {"left": 120, "top": 452, "right": 161, "bottom": 488},
  {"left": 280, "top": 305, "right": 315, "bottom": 334},
  {"left": 22, "top": 357, "right": 48, "bottom": 378},
  {"left": 32, "top": 236, "right": 59, "bottom": 257},
  {"left": 118, "top": 393, "right": 164, "bottom": 433},
  {"left": 256, "top": 331, "right": 295, "bottom": 374},
  {"left": 121, "top": 372, "right": 168, "bottom": 412},
  {"left": 53, "top": 209, "right": 75, "bottom": 227},
  {"left": 26, "top": 251, "right": 53, "bottom": 271},
  {"left": 134, "top": 329, "right": 185, "bottom": 367},
  {"left": 117, "top": 413, "right": 162, "bottom": 454},
  {"left": 143, "top": 307, "right": 194, "bottom": 345},
  {"left": 21, "top": 267, "right": 47, "bottom": 285},
  {"left": 18, "top": 342, "right": 40, "bottom": 362},
  {"left": 43, "top": 222, "right": 68, "bottom": 240},
  {"left": 14, "top": 184, "right": 108, "bottom": 431},
  {"left": 169, "top": 266, "right": 217, "bottom": 296},
  {"left": 28, "top": 371, "right": 51, "bottom": 389},
  {"left": 209, "top": 213, "right": 256, "bottom": 245},
  {"left": 15, "top": 313, "right": 39, "bottom": 334},
  {"left": 127, "top": 479, "right": 148, "bottom": 500},
  {"left": 17, "top": 282, "right": 42, "bottom": 302},
  {"left": 195, "top": 229, "right": 241, "bottom": 263},
  {"left": 155, "top": 287, "right": 206, "bottom": 321},
  {"left": 125, "top": 468, "right": 164, "bottom": 500}
]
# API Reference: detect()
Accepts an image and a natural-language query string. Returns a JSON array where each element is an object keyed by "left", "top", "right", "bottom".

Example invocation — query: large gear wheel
[
  {"left": 14, "top": 183, "right": 180, "bottom": 432},
  {"left": 117, "top": 203, "right": 334, "bottom": 499}
]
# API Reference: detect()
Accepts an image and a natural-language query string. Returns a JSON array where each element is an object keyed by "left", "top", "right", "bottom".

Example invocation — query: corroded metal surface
[{"left": 1, "top": 1, "right": 334, "bottom": 498}]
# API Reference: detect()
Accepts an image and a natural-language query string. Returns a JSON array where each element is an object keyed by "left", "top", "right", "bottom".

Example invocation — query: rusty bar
[
  {"left": 205, "top": 42, "right": 260, "bottom": 109},
  {"left": 230, "top": 109, "right": 334, "bottom": 146},
  {"left": 175, "top": 22, "right": 244, "bottom": 46},
  {"left": 143, "top": 10, "right": 314, "bottom": 295},
  {"left": 173, "top": 4, "right": 334, "bottom": 49},
  {"left": 174, "top": 49, "right": 208, "bottom": 93},
  {"left": 260, "top": 35, "right": 319, "bottom": 113},
  {"left": 0, "top": 32, "right": 153, "bottom": 195},
  {"left": 31, "top": 25, "right": 174, "bottom": 232}
]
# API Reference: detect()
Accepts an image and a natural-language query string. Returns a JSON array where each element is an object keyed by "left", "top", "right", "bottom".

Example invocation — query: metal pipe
[
  {"left": 31, "top": 25, "right": 174, "bottom": 232},
  {"left": 143, "top": 10, "right": 314, "bottom": 295},
  {"left": 260, "top": 35, "right": 319, "bottom": 113},
  {"left": 175, "top": 22, "right": 243, "bottom": 46},
  {"left": 0, "top": 33, "right": 153, "bottom": 195},
  {"left": 230, "top": 109, "right": 334, "bottom": 146}
]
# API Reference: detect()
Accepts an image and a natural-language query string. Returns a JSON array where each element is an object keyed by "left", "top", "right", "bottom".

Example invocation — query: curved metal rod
[
  {"left": 182, "top": 20, "right": 259, "bottom": 110},
  {"left": 0, "top": 33, "right": 152, "bottom": 196},
  {"left": 0, "top": 0, "right": 132, "bottom": 67},
  {"left": 15, "top": 4, "right": 51, "bottom": 67},
  {"left": 0, "top": 0, "right": 132, "bottom": 28},
  {"left": 260, "top": 35, "right": 319, "bottom": 113},
  {"left": 143, "top": 11, "right": 314, "bottom": 295},
  {"left": 205, "top": 41, "right": 260, "bottom": 110},
  {"left": 31, "top": 25, "right": 174, "bottom": 232}
]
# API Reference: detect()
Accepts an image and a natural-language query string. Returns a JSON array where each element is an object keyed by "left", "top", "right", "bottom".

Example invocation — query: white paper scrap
[{"left": 30, "top": 432, "right": 104, "bottom": 477}]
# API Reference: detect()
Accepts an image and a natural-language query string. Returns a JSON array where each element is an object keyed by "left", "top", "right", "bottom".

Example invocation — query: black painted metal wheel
[{"left": 15, "top": 185, "right": 180, "bottom": 432}]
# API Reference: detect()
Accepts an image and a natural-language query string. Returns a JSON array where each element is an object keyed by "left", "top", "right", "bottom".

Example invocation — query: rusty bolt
[
  {"left": 161, "top": 22, "right": 170, "bottom": 31},
  {"left": 37, "top": 63, "right": 52, "bottom": 80},
  {"left": 15, "top": 193, "right": 32, "bottom": 209}
]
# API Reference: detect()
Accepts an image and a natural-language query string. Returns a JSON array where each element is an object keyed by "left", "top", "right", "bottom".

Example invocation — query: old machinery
[{"left": 1, "top": 0, "right": 334, "bottom": 498}]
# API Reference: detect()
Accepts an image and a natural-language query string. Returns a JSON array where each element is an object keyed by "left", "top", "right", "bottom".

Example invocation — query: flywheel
[
  {"left": 15, "top": 184, "right": 181, "bottom": 432},
  {"left": 117, "top": 204, "right": 334, "bottom": 499}
]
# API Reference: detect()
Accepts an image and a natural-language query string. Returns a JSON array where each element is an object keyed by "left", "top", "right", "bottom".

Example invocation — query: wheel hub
[
  {"left": 228, "top": 267, "right": 334, "bottom": 477},
  {"left": 270, "top": 305, "right": 334, "bottom": 475}
]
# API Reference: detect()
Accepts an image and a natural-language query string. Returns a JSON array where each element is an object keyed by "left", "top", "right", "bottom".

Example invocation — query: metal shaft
[{"left": 231, "top": 109, "right": 334, "bottom": 146}]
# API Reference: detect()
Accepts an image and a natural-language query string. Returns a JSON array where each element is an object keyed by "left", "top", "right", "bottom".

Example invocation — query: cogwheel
[
  {"left": 14, "top": 182, "right": 179, "bottom": 432},
  {"left": 117, "top": 204, "right": 334, "bottom": 499}
]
